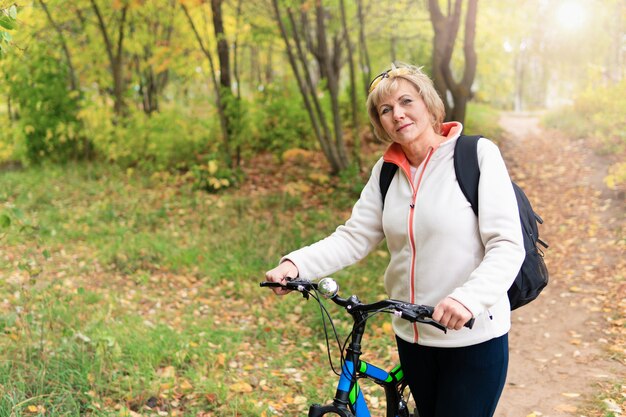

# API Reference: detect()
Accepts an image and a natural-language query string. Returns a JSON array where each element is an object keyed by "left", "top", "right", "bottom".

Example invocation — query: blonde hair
[{"left": 366, "top": 64, "right": 446, "bottom": 143}]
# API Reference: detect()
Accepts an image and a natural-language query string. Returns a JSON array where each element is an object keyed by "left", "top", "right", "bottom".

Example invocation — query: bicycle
[{"left": 260, "top": 277, "right": 474, "bottom": 417}]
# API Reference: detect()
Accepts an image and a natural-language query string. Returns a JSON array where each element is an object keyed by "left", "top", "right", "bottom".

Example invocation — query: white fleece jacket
[{"left": 284, "top": 122, "right": 525, "bottom": 347}]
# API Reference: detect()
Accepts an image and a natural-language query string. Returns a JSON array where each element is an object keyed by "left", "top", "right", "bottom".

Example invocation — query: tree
[
  {"left": 181, "top": 0, "right": 242, "bottom": 168},
  {"left": 355, "top": 0, "right": 371, "bottom": 98},
  {"left": 271, "top": 0, "right": 349, "bottom": 174},
  {"left": 339, "top": 0, "right": 360, "bottom": 169},
  {"left": 90, "top": 0, "right": 130, "bottom": 118},
  {"left": 428, "top": 0, "right": 478, "bottom": 124},
  {"left": 128, "top": 0, "right": 177, "bottom": 115}
]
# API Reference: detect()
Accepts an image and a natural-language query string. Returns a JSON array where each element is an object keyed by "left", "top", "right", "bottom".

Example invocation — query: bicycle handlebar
[{"left": 260, "top": 278, "right": 474, "bottom": 331}]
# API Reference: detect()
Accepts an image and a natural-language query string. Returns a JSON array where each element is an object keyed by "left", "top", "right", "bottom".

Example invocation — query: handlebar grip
[
  {"left": 421, "top": 305, "right": 474, "bottom": 329},
  {"left": 260, "top": 280, "right": 314, "bottom": 293},
  {"left": 260, "top": 281, "right": 283, "bottom": 288},
  {"left": 401, "top": 304, "right": 474, "bottom": 331}
]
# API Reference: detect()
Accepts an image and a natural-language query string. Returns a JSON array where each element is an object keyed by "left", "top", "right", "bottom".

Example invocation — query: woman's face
[{"left": 377, "top": 79, "right": 434, "bottom": 146}]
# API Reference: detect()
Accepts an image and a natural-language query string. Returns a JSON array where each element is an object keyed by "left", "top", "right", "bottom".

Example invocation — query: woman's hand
[
  {"left": 265, "top": 260, "right": 299, "bottom": 295},
  {"left": 432, "top": 297, "right": 473, "bottom": 331}
]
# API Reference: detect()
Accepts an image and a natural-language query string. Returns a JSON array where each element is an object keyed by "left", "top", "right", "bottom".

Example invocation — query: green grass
[
  {"left": 0, "top": 162, "right": 393, "bottom": 416},
  {"left": 464, "top": 102, "right": 506, "bottom": 142},
  {"left": 0, "top": 103, "right": 512, "bottom": 416},
  {"left": 0, "top": 101, "right": 516, "bottom": 415}
]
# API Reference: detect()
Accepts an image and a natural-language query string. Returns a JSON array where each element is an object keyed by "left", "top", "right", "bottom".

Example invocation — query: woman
[{"left": 265, "top": 63, "right": 525, "bottom": 417}]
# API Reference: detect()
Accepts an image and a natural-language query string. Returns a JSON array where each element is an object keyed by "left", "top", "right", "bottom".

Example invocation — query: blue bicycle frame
[
  {"left": 307, "top": 297, "right": 412, "bottom": 417},
  {"left": 308, "top": 359, "right": 411, "bottom": 417}
]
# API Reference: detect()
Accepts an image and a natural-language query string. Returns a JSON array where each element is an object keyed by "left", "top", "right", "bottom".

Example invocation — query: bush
[
  {"left": 189, "top": 158, "right": 238, "bottom": 193},
  {"left": 249, "top": 83, "right": 315, "bottom": 158},
  {"left": 78, "top": 102, "right": 216, "bottom": 172},
  {"left": 7, "top": 48, "right": 89, "bottom": 164}
]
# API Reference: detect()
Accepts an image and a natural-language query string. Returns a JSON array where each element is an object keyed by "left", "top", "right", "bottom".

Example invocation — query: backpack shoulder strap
[
  {"left": 379, "top": 161, "right": 398, "bottom": 209},
  {"left": 454, "top": 135, "right": 482, "bottom": 216}
]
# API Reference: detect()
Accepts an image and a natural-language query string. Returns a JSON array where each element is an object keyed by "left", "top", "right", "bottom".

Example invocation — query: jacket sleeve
[
  {"left": 281, "top": 160, "right": 386, "bottom": 280},
  {"left": 449, "top": 139, "right": 526, "bottom": 315}
]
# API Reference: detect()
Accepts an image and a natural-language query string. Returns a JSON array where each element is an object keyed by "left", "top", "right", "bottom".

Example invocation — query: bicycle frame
[
  {"left": 308, "top": 360, "right": 410, "bottom": 417},
  {"left": 308, "top": 296, "right": 412, "bottom": 417}
]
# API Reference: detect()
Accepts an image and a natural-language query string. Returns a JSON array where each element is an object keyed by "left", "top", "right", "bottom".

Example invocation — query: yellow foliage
[
  {"left": 605, "top": 162, "right": 626, "bottom": 190},
  {"left": 284, "top": 181, "right": 312, "bottom": 196},
  {"left": 179, "top": 0, "right": 203, "bottom": 6},
  {"left": 178, "top": 378, "right": 194, "bottom": 392},
  {"left": 0, "top": 140, "right": 14, "bottom": 162},
  {"left": 229, "top": 381, "right": 253, "bottom": 393},
  {"left": 208, "top": 160, "right": 218, "bottom": 175},
  {"left": 282, "top": 148, "right": 316, "bottom": 164},
  {"left": 309, "top": 172, "right": 330, "bottom": 185}
]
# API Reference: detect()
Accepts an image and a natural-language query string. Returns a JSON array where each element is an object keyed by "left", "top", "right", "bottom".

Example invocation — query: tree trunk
[
  {"left": 427, "top": 0, "right": 478, "bottom": 124},
  {"left": 339, "top": 0, "right": 361, "bottom": 170},
  {"left": 272, "top": 0, "right": 349, "bottom": 174},
  {"left": 137, "top": 1, "right": 176, "bottom": 115},
  {"left": 316, "top": 1, "right": 348, "bottom": 168},
  {"left": 211, "top": 0, "right": 230, "bottom": 90},
  {"left": 249, "top": 45, "right": 259, "bottom": 87},
  {"left": 210, "top": 0, "right": 241, "bottom": 167},
  {"left": 90, "top": 0, "right": 128, "bottom": 118},
  {"left": 7, "top": 95, "right": 13, "bottom": 122},
  {"left": 233, "top": 0, "right": 243, "bottom": 99},
  {"left": 284, "top": 4, "right": 335, "bottom": 166},
  {"left": 356, "top": 0, "right": 376, "bottom": 140},
  {"left": 181, "top": 3, "right": 233, "bottom": 167},
  {"left": 133, "top": 53, "right": 159, "bottom": 115},
  {"left": 264, "top": 42, "right": 274, "bottom": 85}
]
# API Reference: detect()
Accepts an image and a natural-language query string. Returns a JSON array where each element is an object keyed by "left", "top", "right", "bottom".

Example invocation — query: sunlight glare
[{"left": 555, "top": 1, "right": 587, "bottom": 31}]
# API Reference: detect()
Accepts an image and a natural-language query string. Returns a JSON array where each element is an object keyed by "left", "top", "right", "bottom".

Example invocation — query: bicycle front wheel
[{"left": 308, "top": 403, "right": 354, "bottom": 417}]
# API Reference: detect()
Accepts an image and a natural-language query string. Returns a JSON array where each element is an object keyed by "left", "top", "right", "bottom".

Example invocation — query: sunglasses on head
[{"left": 368, "top": 67, "right": 411, "bottom": 94}]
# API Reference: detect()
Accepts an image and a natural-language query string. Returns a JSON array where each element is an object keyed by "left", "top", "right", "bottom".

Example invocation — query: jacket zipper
[{"left": 407, "top": 147, "right": 435, "bottom": 343}]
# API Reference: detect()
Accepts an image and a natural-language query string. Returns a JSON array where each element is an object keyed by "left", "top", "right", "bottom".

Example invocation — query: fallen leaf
[{"left": 229, "top": 382, "right": 253, "bottom": 393}]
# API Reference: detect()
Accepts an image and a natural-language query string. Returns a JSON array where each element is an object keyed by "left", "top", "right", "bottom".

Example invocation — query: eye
[
  {"left": 379, "top": 107, "right": 391, "bottom": 115},
  {"left": 402, "top": 98, "right": 413, "bottom": 105}
]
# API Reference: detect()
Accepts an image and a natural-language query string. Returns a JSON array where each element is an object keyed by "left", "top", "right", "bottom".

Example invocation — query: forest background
[{"left": 0, "top": 0, "right": 624, "bottom": 416}]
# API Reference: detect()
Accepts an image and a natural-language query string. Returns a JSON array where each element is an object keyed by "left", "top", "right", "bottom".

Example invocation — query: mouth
[{"left": 396, "top": 123, "right": 413, "bottom": 132}]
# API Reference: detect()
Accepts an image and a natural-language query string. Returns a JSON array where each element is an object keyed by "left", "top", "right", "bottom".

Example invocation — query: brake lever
[
  {"left": 260, "top": 280, "right": 312, "bottom": 299},
  {"left": 417, "top": 317, "right": 448, "bottom": 333}
]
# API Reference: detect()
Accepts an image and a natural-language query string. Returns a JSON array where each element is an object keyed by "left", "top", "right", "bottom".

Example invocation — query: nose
[{"left": 392, "top": 105, "right": 405, "bottom": 121}]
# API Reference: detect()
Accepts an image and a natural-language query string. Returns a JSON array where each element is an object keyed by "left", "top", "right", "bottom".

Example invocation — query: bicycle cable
[
  {"left": 308, "top": 287, "right": 345, "bottom": 377},
  {"left": 307, "top": 287, "right": 405, "bottom": 383}
]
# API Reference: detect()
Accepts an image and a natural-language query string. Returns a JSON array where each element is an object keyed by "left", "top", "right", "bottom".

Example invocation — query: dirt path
[{"left": 494, "top": 112, "right": 625, "bottom": 417}]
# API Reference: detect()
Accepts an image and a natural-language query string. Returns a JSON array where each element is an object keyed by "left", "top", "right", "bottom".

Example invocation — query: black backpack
[{"left": 379, "top": 135, "right": 549, "bottom": 310}]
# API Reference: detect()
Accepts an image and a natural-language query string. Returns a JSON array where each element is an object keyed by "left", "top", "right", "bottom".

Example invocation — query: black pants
[{"left": 396, "top": 334, "right": 509, "bottom": 417}]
